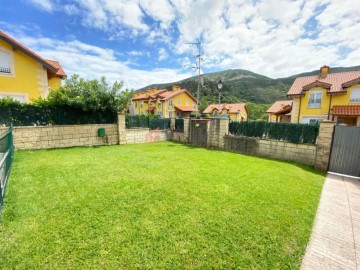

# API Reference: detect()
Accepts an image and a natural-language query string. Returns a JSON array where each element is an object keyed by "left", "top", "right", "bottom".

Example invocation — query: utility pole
[{"left": 185, "top": 40, "right": 202, "bottom": 114}]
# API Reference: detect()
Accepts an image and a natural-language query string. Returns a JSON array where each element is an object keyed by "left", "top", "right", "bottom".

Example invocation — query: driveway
[{"left": 301, "top": 173, "right": 360, "bottom": 270}]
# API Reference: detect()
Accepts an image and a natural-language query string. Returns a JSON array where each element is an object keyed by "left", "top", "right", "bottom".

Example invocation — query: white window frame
[
  {"left": 350, "top": 87, "right": 360, "bottom": 103},
  {"left": 157, "top": 101, "right": 161, "bottom": 108},
  {"left": 169, "top": 99, "right": 173, "bottom": 108},
  {"left": 308, "top": 90, "right": 322, "bottom": 108},
  {"left": 157, "top": 111, "right": 162, "bottom": 117},
  {"left": 0, "top": 46, "right": 15, "bottom": 77},
  {"left": 0, "top": 92, "right": 28, "bottom": 102},
  {"left": 169, "top": 111, "right": 173, "bottom": 118}
]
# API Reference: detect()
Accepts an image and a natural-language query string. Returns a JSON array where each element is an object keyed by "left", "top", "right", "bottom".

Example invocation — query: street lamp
[{"left": 217, "top": 80, "right": 223, "bottom": 115}]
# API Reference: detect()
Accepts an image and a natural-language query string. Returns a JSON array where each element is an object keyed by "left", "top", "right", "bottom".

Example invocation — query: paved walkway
[{"left": 301, "top": 173, "right": 360, "bottom": 270}]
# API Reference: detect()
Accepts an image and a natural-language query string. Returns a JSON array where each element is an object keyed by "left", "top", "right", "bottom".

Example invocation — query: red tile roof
[
  {"left": 203, "top": 103, "right": 247, "bottom": 114},
  {"left": 132, "top": 89, "right": 167, "bottom": 100},
  {"left": 133, "top": 88, "right": 197, "bottom": 103},
  {"left": 174, "top": 106, "right": 196, "bottom": 112},
  {"left": 267, "top": 100, "right": 293, "bottom": 114},
  {"left": 146, "top": 107, "right": 155, "bottom": 111},
  {"left": 287, "top": 71, "right": 360, "bottom": 96},
  {"left": 0, "top": 30, "right": 66, "bottom": 78},
  {"left": 332, "top": 105, "right": 360, "bottom": 116},
  {"left": 160, "top": 89, "right": 197, "bottom": 102}
]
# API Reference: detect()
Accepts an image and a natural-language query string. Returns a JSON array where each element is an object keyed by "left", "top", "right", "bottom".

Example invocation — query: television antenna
[{"left": 185, "top": 40, "right": 202, "bottom": 113}]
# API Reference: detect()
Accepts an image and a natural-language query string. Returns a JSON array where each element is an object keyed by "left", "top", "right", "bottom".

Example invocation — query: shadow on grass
[{"left": 168, "top": 140, "right": 325, "bottom": 177}]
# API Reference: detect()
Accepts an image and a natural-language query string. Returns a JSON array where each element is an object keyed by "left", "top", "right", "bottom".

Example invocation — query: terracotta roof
[
  {"left": 0, "top": 30, "right": 66, "bottom": 78},
  {"left": 332, "top": 105, "right": 360, "bottom": 116},
  {"left": 45, "top": 59, "right": 66, "bottom": 77},
  {"left": 160, "top": 89, "right": 197, "bottom": 102},
  {"left": 267, "top": 100, "right": 293, "bottom": 114},
  {"left": 132, "top": 89, "right": 167, "bottom": 100},
  {"left": 203, "top": 103, "right": 247, "bottom": 114},
  {"left": 174, "top": 106, "right": 196, "bottom": 112},
  {"left": 287, "top": 71, "right": 360, "bottom": 96},
  {"left": 146, "top": 107, "right": 155, "bottom": 111}
]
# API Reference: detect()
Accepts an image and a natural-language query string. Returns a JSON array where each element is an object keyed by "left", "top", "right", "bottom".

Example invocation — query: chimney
[
  {"left": 319, "top": 65, "right": 330, "bottom": 78},
  {"left": 172, "top": 85, "right": 181, "bottom": 92}
]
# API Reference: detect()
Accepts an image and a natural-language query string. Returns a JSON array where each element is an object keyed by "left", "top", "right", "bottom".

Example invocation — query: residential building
[
  {"left": 0, "top": 30, "right": 66, "bottom": 102},
  {"left": 203, "top": 103, "right": 248, "bottom": 121},
  {"left": 267, "top": 100, "right": 292, "bottom": 122},
  {"left": 131, "top": 86, "right": 197, "bottom": 118},
  {"left": 287, "top": 66, "right": 360, "bottom": 126}
]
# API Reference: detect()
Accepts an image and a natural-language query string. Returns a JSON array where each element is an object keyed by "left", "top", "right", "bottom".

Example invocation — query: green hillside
[{"left": 139, "top": 66, "right": 360, "bottom": 120}]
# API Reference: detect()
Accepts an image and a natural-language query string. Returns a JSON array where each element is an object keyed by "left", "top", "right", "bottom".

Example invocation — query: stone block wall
[
  {"left": 314, "top": 121, "right": 335, "bottom": 171},
  {"left": 0, "top": 124, "right": 118, "bottom": 150},
  {"left": 224, "top": 135, "right": 316, "bottom": 166},
  {"left": 126, "top": 128, "right": 172, "bottom": 144},
  {"left": 172, "top": 131, "right": 187, "bottom": 143}
]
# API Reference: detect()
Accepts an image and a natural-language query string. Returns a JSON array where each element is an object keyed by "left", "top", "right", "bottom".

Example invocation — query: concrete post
[
  {"left": 314, "top": 120, "right": 336, "bottom": 171},
  {"left": 218, "top": 117, "right": 229, "bottom": 148},
  {"left": 117, "top": 113, "right": 127, "bottom": 145},
  {"left": 207, "top": 117, "right": 229, "bottom": 148},
  {"left": 183, "top": 117, "right": 190, "bottom": 143}
]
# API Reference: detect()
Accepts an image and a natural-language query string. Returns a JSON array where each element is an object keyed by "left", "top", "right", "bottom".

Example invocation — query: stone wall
[
  {"left": 207, "top": 118, "right": 229, "bottom": 148},
  {"left": 224, "top": 135, "right": 316, "bottom": 165},
  {"left": 172, "top": 131, "right": 187, "bottom": 143},
  {"left": 0, "top": 124, "right": 118, "bottom": 150},
  {"left": 314, "top": 121, "right": 335, "bottom": 171},
  {"left": 126, "top": 128, "right": 172, "bottom": 144}
]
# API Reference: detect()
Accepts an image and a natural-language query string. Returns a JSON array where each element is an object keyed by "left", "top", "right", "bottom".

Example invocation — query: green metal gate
[
  {"left": 0, "top": 126, "right": 15, "bottom": 217},
  {"left": 328, "top": 125, "right": 360, "bottom": 178}
]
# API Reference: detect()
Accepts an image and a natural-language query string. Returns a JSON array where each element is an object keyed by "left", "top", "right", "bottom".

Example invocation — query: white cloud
[
  {"left": 158, "top": 48, "right": 169, "bottom": 61},
  {"left": 26, "top": 0, "right": 53, "bottom": 12}
]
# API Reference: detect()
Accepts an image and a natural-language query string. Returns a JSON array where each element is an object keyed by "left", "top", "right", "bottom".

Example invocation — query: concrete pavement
[{"left": 301, "top": 173, "right": 360, "bottom": 270}]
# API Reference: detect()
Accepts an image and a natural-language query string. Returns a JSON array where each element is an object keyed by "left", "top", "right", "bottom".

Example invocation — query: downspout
[
  {"left": 327, "top": 94, "right": 332, "bottom": 120},
  {"left": 297, "top": 96, "right": 302, "bottom": 123}
]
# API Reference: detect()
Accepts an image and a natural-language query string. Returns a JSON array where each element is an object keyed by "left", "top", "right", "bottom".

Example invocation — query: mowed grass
[{"left": 0, "top": 142, "right": 324, "bottom": 269}]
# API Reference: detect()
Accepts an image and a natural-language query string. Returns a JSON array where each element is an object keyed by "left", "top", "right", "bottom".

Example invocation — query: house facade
[
  {"left": 0, "top": 30, "right": 66, "bottom": 102},
  {"left": 131, "top": 86, "right": 197, "bottom": 118},
  {"left": 287, "top": 66, "right": 360, "bottom": 126},
  {"left": 203, "top": 103, "right": 248, "bottom": 121},
  {"left": 267, "top": 100, "right": 292, "bottom": 122}
]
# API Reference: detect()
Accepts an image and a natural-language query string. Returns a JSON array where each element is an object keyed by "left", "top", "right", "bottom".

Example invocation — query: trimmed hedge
[{"left": 229, "top": 121, "right": 319, "bottom": 144}]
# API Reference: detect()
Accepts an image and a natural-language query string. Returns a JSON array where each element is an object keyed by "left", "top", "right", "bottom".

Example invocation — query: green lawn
[{"left": 0, "top": 142, "right": 325, "bottom": 269}]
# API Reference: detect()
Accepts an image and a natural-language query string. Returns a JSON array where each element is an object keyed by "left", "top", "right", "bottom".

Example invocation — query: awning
[
  {"left": 175, "top": 106, "right": 196, "bottom": 112},
  {"left": 332, "top": 105, "right": 360, "bottom": 116}
]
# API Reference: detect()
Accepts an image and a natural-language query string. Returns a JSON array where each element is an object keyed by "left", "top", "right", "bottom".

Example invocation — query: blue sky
[{"left": 1, "top": 0, "right": 359, "bottom": 89}]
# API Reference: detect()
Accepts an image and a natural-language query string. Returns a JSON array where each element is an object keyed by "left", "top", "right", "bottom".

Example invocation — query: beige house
[
  {"left": 267, "top": 100, "right": 292, "bottom": 122},
  {"left": 203, "top": 103, "right": 248, "bottom": 121}
]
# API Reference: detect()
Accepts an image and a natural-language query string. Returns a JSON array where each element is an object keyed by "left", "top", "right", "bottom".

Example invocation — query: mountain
[{"left": 138, "top": 65, "right": 360, "bottom": 119}]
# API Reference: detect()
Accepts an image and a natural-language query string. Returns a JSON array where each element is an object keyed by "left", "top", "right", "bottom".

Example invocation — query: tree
[{"left": 37, "top": 74, "right": 134, "bottom": 113}]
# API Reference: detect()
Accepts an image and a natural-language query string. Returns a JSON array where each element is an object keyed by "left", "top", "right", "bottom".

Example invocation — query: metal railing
[{"left": 0, "top": 125, "right": 14, "bottom": 218}]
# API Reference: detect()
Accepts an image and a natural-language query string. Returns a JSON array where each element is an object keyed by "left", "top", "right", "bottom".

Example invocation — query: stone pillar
[
  {"left": 117, "top": 113, "right": 127, "bottom": 145},
  {"left": 314, "top": 120, "right": 335, "bottom": 171},
  {"left": 170, "top": 118, "right": 175, "bottom": 130},
  {"left": 183, "top": 117, "right": 190, "bottom": 143},
  {"left": 218, "top": 118, "right": 229, "bottom": 148}
]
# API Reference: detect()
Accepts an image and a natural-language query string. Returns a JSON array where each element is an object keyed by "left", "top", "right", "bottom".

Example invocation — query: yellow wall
[
  {"left": 292, "top": 84, "right": 360, "bottom": 123},
  {"left": 0, "top": 39, "right": 62, "bottom": 102},
  {"left": 133, "top": 91, "right": 196, "bottom": 118},
  {"left": 48, "top": 77, "right": 62, "bottom": 90}
]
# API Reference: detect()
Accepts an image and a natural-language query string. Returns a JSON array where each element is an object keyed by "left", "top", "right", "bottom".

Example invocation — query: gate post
[
  {"left": 117, "top": 113, "right": 127, "bottom": 145},
  {"left": 314, "top": 120, "right": 335, "bottom": 171},
  {"left": 183, "top": 117, "right": 190, "bottom": 143}
]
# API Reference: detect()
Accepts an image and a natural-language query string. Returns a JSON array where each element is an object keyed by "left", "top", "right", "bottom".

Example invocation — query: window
[
  {"left": 169, "top": 100, "right": 173, "bottom": 108},
  {"left": 186, "top": 101, "right": 189, "bottom": 106},
  {"left": 350, "top": 88, "right": 360, "bottom": 103},
  {"left": 157, "top": 111, "right": 162, "bottom": 117},
  {"left": 308, "top": 90, "right": 322, "bottom": 108},
  {"left": 0, "top": 48, "right": 14, "bottom": 76},
  {"left": 135, "top": 101, "right": 138, "bottom": 107},
  {"left": 158, "top": 102, "right": 161, "bottom": 108},
  {"left": 301, "top": 116, "right": 323, "bottom": 125},
  {"left": 169, "top": 111, "right": 173, "bottom": 118},
  {"left": 141, "top": 101, "right": 143, "bottom": 108},
  {"left": 0, "top": 94, "right": 26, "bottom": 103},
  {"left": 192, "top": 102, "right": 196, "bottom": 109}
]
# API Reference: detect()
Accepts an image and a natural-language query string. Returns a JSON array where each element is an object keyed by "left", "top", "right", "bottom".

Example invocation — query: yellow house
[
  {"left": 0, "top": 30, "right": 66, "bottom": 102},
  {"left": 287, "top": 66, "right": 360, "bottom": 126},
  {"left": 131, "top": 86, "right": 197, "bottom": 118},
  {"left": 203, "top": 103, "right": 248, "bottom": 121},
  {"left": 267, "top": 100, "right": 292, "bottom": 122}
]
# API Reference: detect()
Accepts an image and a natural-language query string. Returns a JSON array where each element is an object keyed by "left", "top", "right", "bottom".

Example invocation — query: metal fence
[
  {"left": 229, "top": 121, "right": 319, "bottom": 144},
  {"left": 126, "top": 115, "right": 171, "bottom": 130},
  {"left": 0, "top": 126, "right": 14, "bottom": 218},
  {"left": 175, "top": 118, "right": 184, "bottom": 131}
]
